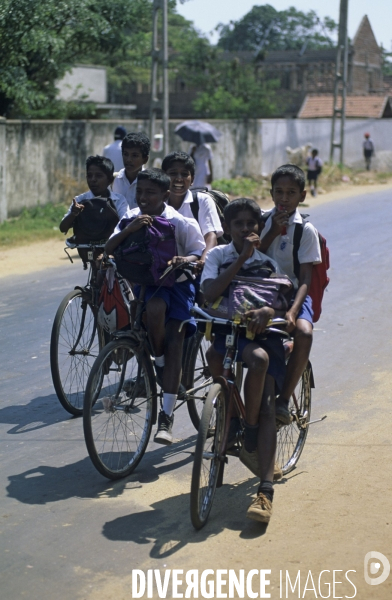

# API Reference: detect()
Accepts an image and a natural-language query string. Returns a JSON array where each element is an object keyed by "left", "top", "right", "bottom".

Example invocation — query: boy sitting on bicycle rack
[
  {"left": 259, "top": 165, "right": 321, "bottom": 425},
  {"left": 105, "top": 168, "right": 205, "bottom": 445},
  {"left": 201, "top": 198, "right": 288, "bottom": 523}
]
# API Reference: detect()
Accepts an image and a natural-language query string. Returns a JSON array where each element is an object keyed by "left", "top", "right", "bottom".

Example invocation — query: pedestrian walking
[
  {"left": 363, "top": 133, "right": 375, "bottom": 171},
  {"left": 103, "top": 126, "right": 127, "bottom": 172},
  {"left": 306, "top": 149, "right": 323, "bottom": 197}
]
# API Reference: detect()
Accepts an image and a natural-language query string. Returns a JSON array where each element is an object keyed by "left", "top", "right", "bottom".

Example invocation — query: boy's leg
[
  {"left": 275, "top": 318, "right": 312, "bottom": 424},
  {"left": 145, "top": 297, "right": 166, "bottom": 357},
  {"left": 247, "top": 374, "right": 276, "bottom": 523}
]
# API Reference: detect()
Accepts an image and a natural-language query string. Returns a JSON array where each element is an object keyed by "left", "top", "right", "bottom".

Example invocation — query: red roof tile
[{"left": 298, "top": 95, "right": 391, "bottom": 118}]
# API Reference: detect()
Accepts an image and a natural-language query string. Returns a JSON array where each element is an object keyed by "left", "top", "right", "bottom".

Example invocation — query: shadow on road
[
  {"left": 103, "top": 477, "right": 269, "bottom": 555},
  {"left": 0, "top": 393, "right": 77, "bottom": 434},
  {"left": 6, "top": 437, "right": 196, "bottom": 505}
]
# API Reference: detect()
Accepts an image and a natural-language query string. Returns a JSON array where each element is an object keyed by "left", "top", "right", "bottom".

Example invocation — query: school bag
[
  {"left": 204, "top": 259, "right": 293, "bottom": 321},
  {"left": 113, "top": 216, "right": 178, "bottom": 287},
  {"left": 97, "top": 267, "right": 133, "bottom": 332},
  {"left": 190, "top": 188, "right": 231, "bottom": 244},
  {"left": 68, "top": 196, "right": 119, "bottom": 245},
  {"left": 293, "top": 219, "right": 329, "bottom": 322}
]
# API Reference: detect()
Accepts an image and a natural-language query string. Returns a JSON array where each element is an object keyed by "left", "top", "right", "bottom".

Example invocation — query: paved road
[{"left": 1, "top": 189, "right": 392, "bottom": 600}]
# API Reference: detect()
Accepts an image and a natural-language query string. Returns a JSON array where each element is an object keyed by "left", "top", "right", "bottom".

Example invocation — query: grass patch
[
  {"left": 213, "top": 177, "right": 270, "bottom": 200},
  {"left": 0, "top": 202, "right": 67, "bottom": 247}
]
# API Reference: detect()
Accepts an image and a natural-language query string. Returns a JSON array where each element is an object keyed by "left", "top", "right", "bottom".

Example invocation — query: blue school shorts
[
  {"left": 213, "top": 332, "right": 286, "bottom": 392},
  {"left": 134, "top": 280, "right": 196, "bottom": 337},
  {"left": 295, "top": 294, "right": 313, "bottom": 325}
]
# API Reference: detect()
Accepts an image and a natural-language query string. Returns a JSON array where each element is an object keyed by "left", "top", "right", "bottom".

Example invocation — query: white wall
[
  {"left": 261, "top": 118, "right": 392, "bottom": 175},
  {"left": 56, "top": 66, "right": 107, "bottom": 103}
]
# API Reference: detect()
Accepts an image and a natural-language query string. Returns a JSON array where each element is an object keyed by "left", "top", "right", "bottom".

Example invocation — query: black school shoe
[
  {"left": 154, "top": 409, "right": 174, "bottom": 445},
  {"left": 275, "top": 398, "right": 292, "bottom": 425}
]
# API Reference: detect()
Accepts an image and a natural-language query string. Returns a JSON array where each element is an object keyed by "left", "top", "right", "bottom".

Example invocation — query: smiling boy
[
  {"left": 106, "top": 169, "right": 205, "bottom": 444},
  {"left": 162, "top": 151, "right": 222, "bottom": 261},
  {"left": 112, "top": 132, "right": 150, "bottom": 209},
  {"left": 260, "top": 164, "right": 321, "bottom": 425},
  {"left": 201, "top": 198, "right": 287, "bottom": 523}
]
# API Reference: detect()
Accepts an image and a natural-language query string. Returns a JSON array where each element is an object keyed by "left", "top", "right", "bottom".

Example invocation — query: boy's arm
[
  {"left": 59, "top": 198, "right": 84, "bottom": 234},
  {"left": 259, "top": 211, "right": 289, "bottom": 253},
  {"left": 286, "top": 262, "right": 312, "bottom": 331},
  {"left": 203, "top": 233, "right": 260, "bottom": 303},
  {"left": 201, "top": 231, "right": 218, "bottom": 261},
  {"left": 104, "top": 215, "right": 152, "bottom": 255}
]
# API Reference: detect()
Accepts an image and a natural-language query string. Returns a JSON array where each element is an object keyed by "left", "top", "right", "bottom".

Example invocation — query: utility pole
[
  {"left": 149, "top": 0, "right": 169, "bottom": 163},
  {"left": 329, "top": 0, "right": 349, "bottom": 165}
]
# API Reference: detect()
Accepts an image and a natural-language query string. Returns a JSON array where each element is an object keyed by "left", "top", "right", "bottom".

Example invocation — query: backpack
[
  {"left": 190, "top": 188, "right": 231, "bottom": 244},
  {"left": 204, "top": 259, "right": 293, "bottom": 321},
  {"left": 293, "top": 219, "right": 330, "bottom": 322},
  {"left": 261, "top": 211, "right": 330, "bottom": 322},
  {"left": 97, "top": 267, "right": 133, "bottom": 332},
  {"left": 113, "top": 216, "right": 178, "bottom": 287},
  {"left": 68, "top": 196, "right": 119, "bottom": 245}
]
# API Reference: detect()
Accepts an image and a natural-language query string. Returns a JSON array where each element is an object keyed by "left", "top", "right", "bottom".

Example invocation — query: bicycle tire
[
  {"left": 83, "top": 339, "right": 156, "bottom": 479},
  {"left": 50, "top": 289, "right": 105, "bottom": 416},
  {"left": 276, "top": 363, "right": 312, "bottom": 474},
  {"left": 182, "top": 332, "right": 213, "bottom": 431},
  {"left": 190, "top": 383, "right": 226, "bottom": 530}
]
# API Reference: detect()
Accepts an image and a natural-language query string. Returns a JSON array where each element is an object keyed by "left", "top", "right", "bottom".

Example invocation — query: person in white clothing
[
  {"left": 260, "top": 164, "right": 321, "bottom": 426},
  {"left": 112, "top": 132, "right": 150, "bottom": 209},
  {"left": 102, "top": 126, "right": 127, "bottom": 172},
  {"left": 190, "top": 143, "right": 213, "bottom": 189},
  {"left": 363, "top": 133, "right": 375, "bottom": 171},
  {"left": 161, "top": 151, "right": 222, "bottom": 261},
  {"left": 305, "top": 148, "right": 323, "bottom": 197},
  {"left": 106, "top": 169, "right": 205, "bottom": 446},
  {"left": 60, "top": 155, "right": 127, "bottom": 234}
]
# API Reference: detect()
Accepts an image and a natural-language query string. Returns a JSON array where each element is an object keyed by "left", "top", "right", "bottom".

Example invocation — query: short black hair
[
  {"left": 161, "top": 151, "right": 195, "bottom": 177},
  {"left": 137, "top": 168, "right": 170, "bottom": 192},
  {"left": 223, "top": 198, "right": 262, "bottom": 226},
  {"left": 271, "top": 164, "right": 305, "bottom": 192},
  {"left": 114, "top": 125, "right": 126, "bottom": 140},
  {"left": 311, "top": 148, "right": 319, "bottom": 155},
  {"left": 121, "top": 132, "right": 150, "bottom": 158},
  {"left": 85, "top": 155, "right": 114, "bottom": 182}
]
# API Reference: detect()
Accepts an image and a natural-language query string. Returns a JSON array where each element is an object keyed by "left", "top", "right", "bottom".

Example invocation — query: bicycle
[
  {"left": 82, "top": 260, "right": 210, "bottom": 479},
  {"left": 50, "top": 241, "right": 107, "bottom": 416},
  {"left": 187, "top": 305, "right": 313, "bottom": 530}
]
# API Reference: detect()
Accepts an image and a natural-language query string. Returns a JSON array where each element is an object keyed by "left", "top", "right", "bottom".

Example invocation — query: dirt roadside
[{"left": 1, "top": 181, "right": 392, "bottom": 280}]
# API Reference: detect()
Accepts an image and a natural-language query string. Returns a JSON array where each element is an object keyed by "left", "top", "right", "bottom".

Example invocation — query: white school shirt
[
  {"left": 64, "top": 190, "right": 128, "bottom": 220},
  {"left": 190, "top": 144, "right": 213, "bottom": 188},
  {"left": 173, "top": 190, "right": 223, "bottom": 238},
  {"left": 103, "top": 140, "right": 124, "bottom": 172},
  {"left": 200, "top": 242, "right": 281, "bottom": 292},
  {"left": 112, "top": 204, "right": 206, "bottom": 260},
  {"left": 260, "top": 208, "right": 321, "bottom": 289},
  {"left": 112, "top": 168, "right": 139, "bottom": 210},
  {"left": 306, "top": 156, "right": 323, "bottom": 171}
]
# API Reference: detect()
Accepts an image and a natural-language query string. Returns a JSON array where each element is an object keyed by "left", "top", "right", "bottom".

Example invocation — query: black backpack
[
  {"left": 190, "top": 188, "right": 231, "bottom": 244},
  {"left": 68, "top": 196, "right": 119, "bottom": 245}
]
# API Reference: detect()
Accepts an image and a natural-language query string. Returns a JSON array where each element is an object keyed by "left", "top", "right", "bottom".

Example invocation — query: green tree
[
  {"left": 0, "top": 0, "right": 151, "bottom": 117},
  {"left": 192, "top": 57, "right": 280, "bottom": 119},
  {"left": 217, "top": 4, "right": 337, "bottom": 52}
]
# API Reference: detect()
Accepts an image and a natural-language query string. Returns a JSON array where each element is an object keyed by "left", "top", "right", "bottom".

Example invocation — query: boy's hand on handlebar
[
  {"left": 71, "top": 198, "right": 84, "bottom": 215},
  {"left": 243, "top": 306, "right": 274, "bottom": 335},
  {"left": 125, "top": 215, "right": 152, "bottom": 232},
  {"left": 239, "top": 233, "right": 261, "bottom": 260}
]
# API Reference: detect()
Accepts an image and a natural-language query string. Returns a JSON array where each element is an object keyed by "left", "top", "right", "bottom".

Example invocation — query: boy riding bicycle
[
  {"left": 201, "top": 198, "right": 288, "bottom": 524},
  {"left": 105, "top": 168, "right": 205, "bottom": 445}
]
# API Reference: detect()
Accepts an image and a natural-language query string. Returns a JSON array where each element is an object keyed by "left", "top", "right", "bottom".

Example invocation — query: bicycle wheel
[
  {"left": 276, "top": 363, "right": 312, "bottom": 474},
  {"left": 83, "top": 339, "right": 156, "bottom": 479},
  {"left": 50, "top": 289, "right": 105, "bottom": 416},
  {"left": 182, "top": 332, "right": 213, "bottom": 431},
  {"left": 190, "top": 383, "right": 226, "bottom": 530}
]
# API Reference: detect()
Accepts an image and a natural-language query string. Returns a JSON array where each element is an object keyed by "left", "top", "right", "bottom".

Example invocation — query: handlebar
[{"left": 65, "top": 240, "right": 106, "bottom": 249}]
